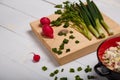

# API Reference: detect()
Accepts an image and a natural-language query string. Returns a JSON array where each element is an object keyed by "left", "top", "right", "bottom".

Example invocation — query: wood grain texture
[{"left": 30, "top": 14, "right": 120, "bottom": 65}]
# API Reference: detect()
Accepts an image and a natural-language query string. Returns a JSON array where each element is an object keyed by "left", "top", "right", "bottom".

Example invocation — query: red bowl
[
  {"left": 95, "top": 36, "right": 120, "bottom": 80},
  {"left": 98, "top": 36, "right": 120, "bottom": 62}
]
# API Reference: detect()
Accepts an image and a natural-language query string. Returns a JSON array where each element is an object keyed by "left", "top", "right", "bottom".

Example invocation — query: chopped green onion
[
  {"left": 66, "top": 48, "right": 70, "bottom": 53},
  {"left": 55, "top": 10, "right": 62, "bottom": 14},
  {"left": 69, "top": 35, "right": 75, "bottom": 39},
  {"left": 42, "top": 66, "right": 47, "bottom": 71},
  {"left": 75, "top": 40, "right": 80, "bottom": 44},
  {"left": 77, "top": 67, "right": 82, "bottom": 71},
  {"left": 60, "top": 77, "right": 67, "bottom": 80},
  {"left": 49, "top": 73, "right": 55, "bottom": 77},
  {"left": 63, "top": 38, "right": 69, "bottom": 44},
  {"left": 84, "top": 65, "right": 92, "bottom": 73},
  {"left": 54, "top": 76, "right": 58, "bottom": 80},
  {"left": 75, "top": 75, "right": 83, "bottom": 80},
  {"left": 69, "top": 68, "right": 75, "bottom": 73},
  {"left": 54, "top": 69, "right": 59, "bottom": 74},
  {"left": 55, "top": 4, "right": 62, "bottom": 8}
]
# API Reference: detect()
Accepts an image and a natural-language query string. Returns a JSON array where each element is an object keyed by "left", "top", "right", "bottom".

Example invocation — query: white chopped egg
[{"left": 102, "top": 41, "right": 120, "bottom": 72}]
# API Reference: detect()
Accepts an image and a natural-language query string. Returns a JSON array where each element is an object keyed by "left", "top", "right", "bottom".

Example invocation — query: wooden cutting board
[{"left": 30, "top": 14, "right": 120, "bottom": 65}]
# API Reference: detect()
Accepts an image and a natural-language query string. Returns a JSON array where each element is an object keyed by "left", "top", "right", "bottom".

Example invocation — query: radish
[
  {"left": 40, "top": 17, "right": 51, "bottom": 25},
  {"left": 33, "top": 53, "right": 40, "bottom": 62},
  {"left": 42, "top": 24, "right": 54, "bottom": 38}
]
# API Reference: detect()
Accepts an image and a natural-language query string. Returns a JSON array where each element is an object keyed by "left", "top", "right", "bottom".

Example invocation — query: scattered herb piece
[
  {"left": 84, "top": 65, "right": 92, "bottom": 73},
  {"left": 50, "top": 72, "right": 55, "bottom": 77},
  {"left": 55, "top": 10, "right": 62, "bottom": 14},
  {"left": 75, "top": 40, "right": 80, "bottom": 44},
  {"left": 69, "top": 35, "right": 75, "bottom": 39},
  {"left": 60, "top": 77, "right": 67, "bottom": 80},
  {"left": 57, "top": 50, "right": 63, "bottom": 55},
  {"left": 52, "top": 48, "right": 58, "bottom": 53},
  {"left": 55, "top": 4, "right": 62, "bottom": 8},
  {"left": 69, "top": 68, "right": 75, "bottom": 73},
  {"left": 42, "top": 66, "right": 47, "bottom": 71},
  {"left": 59, "top": 43, "right": 64, "bottom": 50},
  {"left": 61, "top": 68, "right": 64, "bottom": 72},
  {"left": 66, "top": 48, "right": 70, "bottom": 53},
  {"left": 77, "top": 67, "right": 82, "bottom": 71},
  {"left": 63, "top": 38, "right": 69, "bottom": 44},
  {"left": 70, "top": 31, "right": 73, "bottom": 34},
  {"left": 51, "top": 18, "right": 62, "bottom": 26},
  {"left": 63, "top": 1, "right": 70, "bottom": 4},
  {"left": 54, "top": 69, "right": 59, "bottom": 74},
  {"left": 75, "top": 75, "right": 83, "bottom": 80},
  {"left": 63, "top": 22, "right": 69, "bottom": 28},
  {"left": 54, "top": 76, "right": 58, "bottom": 80},
  {"left": 52, "top": 48, "right": 63, "bottom": 55},
  {"left": 87, "top": 75, "right": 97, "bottom": 79}
]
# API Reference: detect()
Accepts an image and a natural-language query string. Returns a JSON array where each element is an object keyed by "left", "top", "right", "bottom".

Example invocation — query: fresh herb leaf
[
  {"left": 69, "top": 68, "right": 75, "bottom": 73},
  {"left": 42, "top": 66, "right": 47, "bottom": 71},
  {"left": 66, "top": 48, "right": 70, "bottom": 53},
  {"left": 84, "top": 65, "right": 92, "bottom": 73},
  {"left": 77, "top": 67, "right": 82, "bottom": 71},
  {"left": 55, "top": 4, "right": 62, "bottom": 8},
  {"left": 63, "top": 38, "right": 69, "bottom": 44}
]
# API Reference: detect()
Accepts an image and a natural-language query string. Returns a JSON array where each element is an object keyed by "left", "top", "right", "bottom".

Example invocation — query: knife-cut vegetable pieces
[
  {"left": 51, "top": 0, "right": 113, "bottom": 40},
  {"left": 42, "top": 66, "right": 48, "bottom": 71}
]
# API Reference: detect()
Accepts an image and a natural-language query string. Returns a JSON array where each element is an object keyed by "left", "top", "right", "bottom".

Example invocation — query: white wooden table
[{"left": 0, "top": 0, "right": 120, "bottom": 80}]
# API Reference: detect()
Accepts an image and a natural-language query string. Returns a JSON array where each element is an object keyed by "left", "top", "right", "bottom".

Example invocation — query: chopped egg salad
[{"left": 102, "top": 42, "right": 120, "bottom": 72}]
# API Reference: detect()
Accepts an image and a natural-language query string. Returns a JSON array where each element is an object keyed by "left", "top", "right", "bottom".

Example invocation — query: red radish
[
  {"left": 42, "top": 24, "right": 54, "bottom": 38},
  {"left": 40, "top": 17, "right": 51, "bottom": 25},
  {"left": 33, "top": 53, "right": 40, "bottom": 62}
]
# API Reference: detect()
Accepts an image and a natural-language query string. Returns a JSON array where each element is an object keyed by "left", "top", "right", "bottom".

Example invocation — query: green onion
[
  {"left": 75, "top": 40, "right": 80, "bottom": 44},
  {"left": 70, "top": 30, "right": 73, "bottom": 34},
  {"left": 69, "top": 68, "right": 75, "bottom": 73},
  {"left": 60, "top": 77, "right": 67, "bottom": 80},
  {"left": 75, "top": 75, "right": 83, "bottom": 80},
  {"left": 84, "top": 65, "right": 92, "bottom": 73},
  {"left": 69, "top": 35, "right": 75, "bottom": 39},
  {"left": 54, "top": 76, "right": 58, "bottom": 80},
  {"left": 61, "top": 68, "right": 64, "bottom": 72},
  {"left": 87, "top": 75, "right": 97, "bottom": 79},
  {"left": 66, "top": 48, "right": 70, "bottom": 53},
  {"left": 77, "top": 67, "right": 82, "bottom": 71},
  {"left": 86, "top": 0, "right": 105, "bottom": 38},
  {"left": 54, "top": 69, "right": 59, "bottom": 74},
  {"left": 42, "top": 66, "right": 47, "bottom": 71},
  {"left": 63, "top": 21, "right": 69, "bottom": 28},
  {"left": 49, "top": 73, "right": 55, "bottom": 77},
  {"left": 55, "top": 10, "right": 62, "bottom": 14},
  {"left": 91, "top": 1, "right": 113, "bottom": 35},
  {"left": 55, "top": 4, "right": 62, "bottom": 8},
  {"left": 63, "top": 38, "right": 69, "bottom": 44}
]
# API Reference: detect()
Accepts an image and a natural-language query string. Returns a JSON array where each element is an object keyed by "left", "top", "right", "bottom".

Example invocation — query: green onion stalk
[
  {"left": 91, "top": 1, "right": 113, "bottom": 35},
  {"left": 86, "top": 0, "right": 105, "bottom": 38}
]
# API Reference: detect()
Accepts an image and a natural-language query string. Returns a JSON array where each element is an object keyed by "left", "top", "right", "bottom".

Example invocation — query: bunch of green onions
[{"left": 51, "top": 0, "right": 113, "bottom": 40}]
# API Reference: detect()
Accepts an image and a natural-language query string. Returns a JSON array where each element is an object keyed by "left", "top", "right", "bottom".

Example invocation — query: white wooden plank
[{"left": 0, "top": 54, "right": 48, "bottom": 80}]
